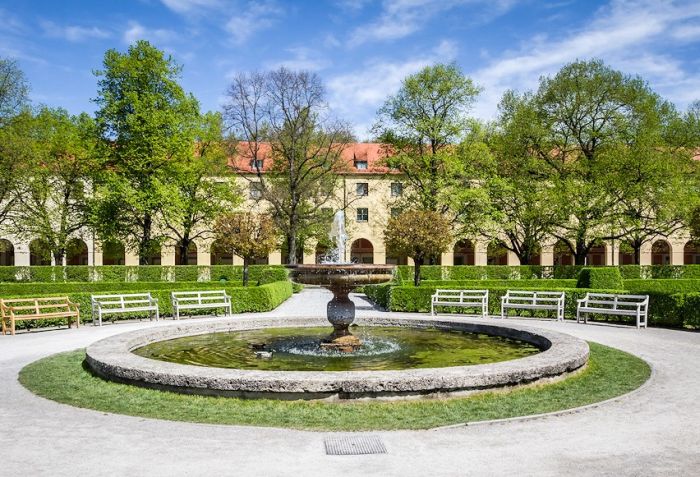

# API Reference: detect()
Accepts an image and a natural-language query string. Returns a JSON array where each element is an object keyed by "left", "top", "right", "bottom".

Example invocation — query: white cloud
[
  {"left": 672, "top": 23, "right": 700, "bottom": 41},
  {"left": 225, "top": 1, "right": 283, "bottom": 45},
  {"left": 160, "top": 0, "right": 222, "bottom": 14},
  {"left": 348, "top": 0, "right": 518, "bottom": 46},
  {"left": 41, "top": 21, "right": 110, "bottom": 42},
  {"left": 123, "top": 21, "right": 177, "bottom": 45},
  {"left": 267, "top": 47, "right": 331, "bottom": 72},
  {"left": 469, "top": 0, "right": 700, "bottom": 119}
]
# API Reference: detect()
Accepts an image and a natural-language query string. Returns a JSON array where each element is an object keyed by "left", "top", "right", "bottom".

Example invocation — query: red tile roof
[{"left": 229, "top": 142, "right": 396, "bottom": 174}]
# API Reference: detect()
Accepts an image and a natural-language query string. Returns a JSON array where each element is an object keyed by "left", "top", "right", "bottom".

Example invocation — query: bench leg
[
  {"left": 431, "top": 304, "right": 434, "bottom": 316},
  {"left": 228, "top": 304, "right": 232, "bottom": 316}
]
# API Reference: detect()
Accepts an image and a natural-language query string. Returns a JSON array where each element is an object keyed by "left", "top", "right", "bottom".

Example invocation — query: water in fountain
[{"left": 322, "top": 210, "right": 348, "bottom": 264}]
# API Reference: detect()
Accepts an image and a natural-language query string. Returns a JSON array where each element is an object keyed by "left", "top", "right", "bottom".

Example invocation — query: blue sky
[{"left": 2, "top": 0, "right": 700, "bottom": 139}]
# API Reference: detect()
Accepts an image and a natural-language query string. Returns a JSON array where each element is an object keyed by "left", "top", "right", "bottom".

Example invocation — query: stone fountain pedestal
[{"left": 287, "top": 264, "right": 395, "bottom": 352}]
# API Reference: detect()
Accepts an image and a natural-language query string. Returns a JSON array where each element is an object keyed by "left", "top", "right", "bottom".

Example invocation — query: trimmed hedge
[
  {"left": 577, "top": 268, "right": 623, "bottom": 289},
  {"left": 0, "top": 281, "right": 243, "bottom": 297},
  {"left": 420, "top": 279, "right": 578, "bottom": 289},
  {"left": 5, "top": 280, "right": 293, "bottom": 330},
  {"left": 0, "top": 265, "right": 288, "bottom": 284}
]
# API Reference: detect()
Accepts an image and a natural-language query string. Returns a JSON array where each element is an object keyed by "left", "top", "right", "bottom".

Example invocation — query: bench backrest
[
  {"left": 172, "top": 290, "right": 229, "bottom": 303},
  {"left": 582, "top": 293, "right": 649, "bottom": 309},
  {"left": 433, "top": 289, "right": 488, "bottom": 302},
  {"left": 91, "top": 293, "right": 155, "bottom": 309},
  {"left": 503, "top": 290, "right": 564, "bottom": 304},
  {"left": 0, "top": 297, "right": 76, "bottom": 316}
]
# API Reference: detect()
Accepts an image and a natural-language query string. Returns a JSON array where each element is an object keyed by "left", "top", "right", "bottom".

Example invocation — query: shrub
[
  {"left": 577, "top": 268, "right": 623, "bottom": 289},
  {"left": 0, "top": 281, "right": 243, "bottom": 297},
  {"left": 624, "top": 279, "right": 700, "bottom": 294},
  {"left": 674, "top": 293, "right": 700, "bottom": 328},
  {"left": 619, "top": 265, "right": 642, "bottom": 279},
  {"left": 363, "top": 283, "right": 392, "bottom": 309},
  {"left": 419, "top": 279, "right": 578, "bottom": 289}
]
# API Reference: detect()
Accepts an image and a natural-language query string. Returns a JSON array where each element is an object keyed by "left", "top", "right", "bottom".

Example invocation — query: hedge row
[
  {"left": 394, "top": 265, "right": 700, "bottom": 282},
  {"left": 5, "top": 280, "right": 293, "bottom": 330},
  {"left": 0, "top": 265, "right": 288, "bottom": 284},
  {"left": 419, "top": 279, "right": 578, "bottom": 289},
  {"left": 0, "top": 281, "right": 243, "bottom": 297}
]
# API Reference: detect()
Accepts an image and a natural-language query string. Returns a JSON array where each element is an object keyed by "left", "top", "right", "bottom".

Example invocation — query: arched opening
[
  {"left": 586, "top": 243, "right": 607, "bottom": 266},
  {"left": 29, "top": 239, "right": 51, "bottom": 266},
  {"left": 350, "top": 238, "right": 374, "bottom": 264},
  {"left": 0, "top": 239, "right": 14, "bottom": 266},
  {"left": 553, "top": 240, "right": 574, "bottom": 266},
  {"left": 175, "top": 241, "right": 197, "bottom": 265},
  {"left": 144, "top": 245, "right": 161, "bottom": 265},
  {"left": 210, "top": 241, "right": 233, "bottom": 265},
  {"left": 385, "top": 244, "right": 408, "bottom": 265},
  {"left": 66, "top": 239, "right": 89, "bottom": 265},
  {"left": 487, "top": 242, "right": 508, "bottom": 265},
  {"left": 453, "top": 239, "right": 475, "bottom": 265},
  {"left": 526, "top": 244, "right": 542, "bottom": 265},
  {"left": 684, "top": 241, "right": 700, "bottom": 265},
  {"left": 618, "top": 242, "right": 636, "bottom": 265},
  {"left": 102, "top": 241, "right": 125, "bottom": 265},
  {"left": 315, "top": 243, "right": 329, "bottom": 264},
  {"left": 651, "top": 240, "right": 671, "bottom": 265}
]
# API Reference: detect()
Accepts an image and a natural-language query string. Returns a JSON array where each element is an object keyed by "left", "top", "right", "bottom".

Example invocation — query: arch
[
  {"left": 684, "top": 241, "right": 700, "bottom": 265},
  {"left": 586, "top": 243, "right": 607, "bottom": 266},
  {"left": 651, "top": 240, "right": 671, "bottom": 265},
  {"left": 350, "top": 238, "right": 374, "bottom": 264},
  {"left": 175, "top": 240, "right": 198, "bottom": 265},
  {"left": 487, "top": 242, "right": 508, "bottom": 266},
  {"left": 618, "top": 242, "right": 636, "bottom": 265},
  {"left": 553, "top": 240, "right": 574, "bottom": 266},
  {"left": 0, "top": 239, "right": 14, "bottom": 266},
  {"left": 453, "top": 239, "right": 475, "bottom": 266},
  {"left": 102, "top": 240, "right": 125, "bottom": 265},
  {"left": 29, "top": 239, "right": 51, "bottom": 266},
  {"left": 210, "top": 241, "right": 233, "bottom": 265},
  {"left": 66, "top": 239, "right": 89, "bottom": 265}
]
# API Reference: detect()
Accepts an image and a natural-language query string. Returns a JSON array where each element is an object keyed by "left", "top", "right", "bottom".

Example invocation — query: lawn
[{"left": 19, "top": 342, "right": 650, "bottom": 431}]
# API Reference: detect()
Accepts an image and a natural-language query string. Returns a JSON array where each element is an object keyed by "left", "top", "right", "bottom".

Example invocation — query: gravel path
[{"left": 1, "top": 288, "right": 698, "bottom": 476}]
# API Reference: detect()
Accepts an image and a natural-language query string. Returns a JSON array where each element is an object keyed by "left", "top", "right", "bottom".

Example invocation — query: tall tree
[
  {"left": 372, "top": 63, "right": 481, "bottom": 215},
  {"left": 384, "top": 210, "right": 452, "bottom": 286},
  {"left": 223, "top": 67, "right": 352, "bottom": 264},
  {"left": 160, "top": 112, "right": 241, "bottom": 265},
  {"left": 525, "top": 59, "right": 679, "bottom": 264},
  {"left": 12, "top": 108, "right": 98, "bottom": 264},
  {"left": 91, "top": 40, "right": 200, "bottom": 264},
  {"left": 212, "top": 212, "right": 278, "bottom": 286},
  {"left": 0, "top": 58, "right": 29, "bottom": 126}
]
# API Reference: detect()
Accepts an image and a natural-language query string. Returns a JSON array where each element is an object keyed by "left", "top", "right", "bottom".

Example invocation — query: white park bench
[
  {"left": 500, "top": 290, "right": 565, "bottom": 321},
  {"left": 576, "top": 293, "right": 649, "bottom": 329},
  {"left": 91, "top": 293, "right": 159, "bottom": 326},
  {"left": 171, "top": 290, "right": 232, "bottom": 320},
  {"left": 431, "top": 289, "right": 489, "bottom": 318}
]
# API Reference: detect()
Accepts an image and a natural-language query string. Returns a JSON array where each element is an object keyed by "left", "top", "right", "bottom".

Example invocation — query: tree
[
  {"left": 384, "top": 210, "right": 452, "bottom": 286},
  {"left": 160, "top": 112, "right": 241, "bottom": 264},
  {"left": 212, "top": 212, "right": 277, "bottom": 286},
  {"left": 91, "top": 40, "right": 200, "bottom": 264},
  {"left": 223, "top": 67, "right": 352, "bottom": 264},
  {"left": 12, "top": 108, "right": 98, "bottom": 264},
  {"left": 372, "top": 63, "right": 481, "bottom": 216},
  {"left": 0, "top": 58, "right": 29, "bottom": 126},
  {"left": 523, "top": 59, "right": 680, "bottom": 264}
]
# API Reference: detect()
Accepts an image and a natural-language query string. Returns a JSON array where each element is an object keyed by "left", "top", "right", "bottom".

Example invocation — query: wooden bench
[
  {"left": 171, "top": 290, "right": 232, "bottom": 320},
  {"left": 1, "top": 297, "right": 80, "bottom": 335},
  {"left": 91, "top": 293, "right": 159, "bottom": 326},
  {"left": 431, "top": 289, "right": 489, "bottom": 318},
  {"left": 576, "top": 293, "right": 649, "bottom": 329},
  {"left": 500, "top": 290, "right": 565, "bottom": 321}
]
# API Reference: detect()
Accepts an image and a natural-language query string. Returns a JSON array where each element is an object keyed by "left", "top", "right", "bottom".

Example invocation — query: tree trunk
[
  {"left": 178, "top": 237, "right": 190, "bottom": 265},
  {"left": 414, "top": 257, "right": 423, "bottom": 287},
  {"left": 574, "top": 240, "right": 588, "bottom": 266},
  {"left": 243, "top": 256, "right": 250, "bottom": 286},
  {"left": 139, "top": 213, "right": 152, "bottom": 265},
  {"left": 633, "top": 245, "right": 641, "bottom": 265},
  {"left": 286, "top": 233, "right": 298, "bottom": 265}
]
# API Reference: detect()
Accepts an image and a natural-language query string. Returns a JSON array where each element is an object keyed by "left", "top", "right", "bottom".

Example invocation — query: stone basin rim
[{"left": 84, "top": 316, "right": 590, "bottom": 400}]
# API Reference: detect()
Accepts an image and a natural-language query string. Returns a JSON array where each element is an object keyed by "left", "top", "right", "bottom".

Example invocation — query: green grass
[{"left": 19, "top": 343, "right": 650, "bottom": 431}]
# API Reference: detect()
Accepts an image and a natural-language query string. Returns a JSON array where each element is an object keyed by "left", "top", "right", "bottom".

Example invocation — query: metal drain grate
[{"left": 324, "top": 435, "right": 387, "bottom": 455}]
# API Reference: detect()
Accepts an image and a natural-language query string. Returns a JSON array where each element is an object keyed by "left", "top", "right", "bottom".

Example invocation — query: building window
[
  {"left": 250, "top": 159, "right": 264, "bottom": 170},
  {"left": 356, "top": 208, "right": 368, "bottom": 222},
  {"left": 391, "top": 207, "right": 401, "bottom": 218},
  {"left": 356, "top": 182, "right": 369, "bottom": 196},
  {"left": 354, "top": 160, "right": 368, "bottom": 170},
  {"left": 249, "top": 182, "right": 263, "bottom": 199},
  {"left": 390, "top": 182, "right": 403, "bottom": 197}
]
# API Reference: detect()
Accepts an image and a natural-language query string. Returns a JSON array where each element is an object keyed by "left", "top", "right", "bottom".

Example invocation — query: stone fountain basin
[
  {"left": 286, "top": 264, "right": 395, "bottom": 287},
  {"left": 85, "top": 316, "right": 589, "bottom": 400}
]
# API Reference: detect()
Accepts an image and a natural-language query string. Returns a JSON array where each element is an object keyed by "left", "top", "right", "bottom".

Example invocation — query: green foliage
[
  {"left": 0, "top": 281, "right": 241, "bottom": 296},
  {"left": 0, "top": 57, "right": 29, "bottom": 124},
  {"left": 420, "top": 279, "right": 578, "bottom": 289},
  {"left": 576, "top": 268, "right": 623, "bottom": 289},
  {"left": 673, "top": 293, "right": 700, "bottom": 328}
]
